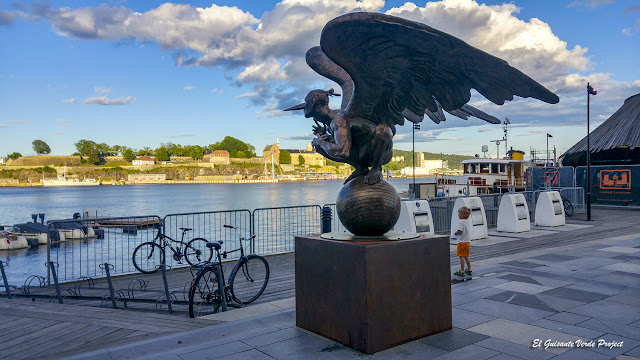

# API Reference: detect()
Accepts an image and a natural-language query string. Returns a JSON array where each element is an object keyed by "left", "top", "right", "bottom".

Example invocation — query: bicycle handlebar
[{"left": 223, "top": 225, "right": 235, "bottom": 229}]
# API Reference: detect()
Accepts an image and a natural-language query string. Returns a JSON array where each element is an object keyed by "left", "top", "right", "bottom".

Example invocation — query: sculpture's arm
[{"left": 312, "top": 116, "right": 350, "bottom": 159}]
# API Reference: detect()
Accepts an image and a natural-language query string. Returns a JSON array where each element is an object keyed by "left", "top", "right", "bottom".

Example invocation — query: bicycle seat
[
  {"left": 179, "top": 227, "right": 192, "bottom": 232},
  {"left": 206, "top": 242, "right": 221, "bottom": 250}
]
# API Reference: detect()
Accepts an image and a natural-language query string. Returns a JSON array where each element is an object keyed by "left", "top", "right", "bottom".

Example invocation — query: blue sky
[{"left": 1, "top": 0, "right": 639, "bottom": 160}]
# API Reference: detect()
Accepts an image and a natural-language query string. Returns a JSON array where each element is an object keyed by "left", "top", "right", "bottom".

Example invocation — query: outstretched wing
[
  {"left": 320, "top": 12, "right": 559, "bottom": 132},
  {"left": 306, "top": 46, "right": 354, "bottom": 111}
]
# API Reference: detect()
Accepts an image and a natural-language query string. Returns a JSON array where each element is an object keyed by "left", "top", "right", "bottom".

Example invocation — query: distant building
[
  {"left": 263, "top": 140, "right": 281, "bottom": 164},
  {"left": 286, "top": 141, "right": 326, "bottom": 167},
  {"left": 132, "top": 156, "right": 155, "bottom": 166},
  {"left": 128, "top": 173, "right": 166, "bottom": 181},
  {"left": 0, "top": 157, "right": 6, "bottom": 165},
  {"left": 401, "top": 157, "right": 447, "bottom": 176},
  {"left": 391, "top": 156, "right": 405, "bottom": 162},
  {"left": 203, "top": 150, "right": 231, "bottom": 165}
]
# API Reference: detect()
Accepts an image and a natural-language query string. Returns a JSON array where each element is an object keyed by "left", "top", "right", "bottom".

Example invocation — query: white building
[{"left": 132, "top": 156, "right": 155, "bottom": 166}]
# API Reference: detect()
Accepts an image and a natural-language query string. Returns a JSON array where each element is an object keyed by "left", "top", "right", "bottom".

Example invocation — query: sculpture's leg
[
  {"left": 344, "top": 166, "right": 367, "bottom": 184},
  {"left": 364, "top": 124, "right": 393, "bottom": 184}
]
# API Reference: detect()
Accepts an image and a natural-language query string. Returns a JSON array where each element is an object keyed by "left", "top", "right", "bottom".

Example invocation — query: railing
[
  {"left": 252, "top": 205, "right": 322, "bottom": 256},
  {"left": 0, "top": 187, "right": 586, "bottom": 287},
  {"left": 46, "top": 216, "right": 163, "bottom": 283},
  {"left": 163, "top": 209, "right": 252, "bottom": 260}
]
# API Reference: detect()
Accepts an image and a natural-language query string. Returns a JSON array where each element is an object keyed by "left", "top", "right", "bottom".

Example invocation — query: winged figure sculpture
[{"left": 285, "top": 12, "right": 559, "bottom": 185}]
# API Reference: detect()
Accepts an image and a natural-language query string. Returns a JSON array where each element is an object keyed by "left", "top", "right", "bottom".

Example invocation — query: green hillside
[{"left": 390, "top": 149, "right": 475, "bottom": 170}]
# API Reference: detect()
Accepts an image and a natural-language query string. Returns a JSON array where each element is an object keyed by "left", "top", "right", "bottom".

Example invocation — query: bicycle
[
  {"left": 188, "top": 225, "right": 269, "bottom": 318},
  {"left": 132, "top": 227, "right": 213, "bottom": 274},
  {"left": 562, "top": 196, "right": 574, "bottom": 217}
]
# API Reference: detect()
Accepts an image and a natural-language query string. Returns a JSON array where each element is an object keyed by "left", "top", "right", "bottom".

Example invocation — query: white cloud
[
  {"left": 568, "top": 0, "right": 614, "bottom": 9},
  {"left": 165, "top": 134, "right": 195, "bottom": 138},
  {"left": 622, "top": 18, "right": 640, "bottom": 36},
  {"left": 94, "top": 86, "right": 111, "bottom": 94},
  {"left": 236, "top": 92, "right": 259, "bottom": 99},
  {"left": 22, "top": 0, "right": 640, "bottom": 127},
  {"left": 477, "top": 128, "right": 492, "bottom": 132},
  {"left": 56, "top": 118, "right": 71, "bottom": 123},
  {"left": 0, "top": 9, "right": 20, "bottom": 26},
  {"left": 183, "top": 85, "right": 195, "bottom": 90},
  {"left": 62, "top": 98, "right": 76, "bottom": 103},
  {"left": 83, "top": 96, "right": 135, "bottom": 105},
  {"left": 210, "top": 88, "right": 223, "bottom": 93},
  {"left": 54, "top": 131, "right": 64, "bottom": 135}
]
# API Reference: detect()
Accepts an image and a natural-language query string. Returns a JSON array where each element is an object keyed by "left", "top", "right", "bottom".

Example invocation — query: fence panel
[
  {"left": 477, "top": 193, "right": 503, "bottom": 227},
  {"left": 163, "top": 210, "right": 252, "bottom": 261},
  {"left": 252, "top": 205, "right": 322, "bottom": 256},
  {"left": 47, "top": 215, "right": 162, "bottom": 283}
]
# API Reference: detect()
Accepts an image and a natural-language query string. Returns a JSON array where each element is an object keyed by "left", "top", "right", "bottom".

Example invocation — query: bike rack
[
  {"left": 45, "top": 261, "right": 63, "bottom": 304},
  {"left": 156, "top": 264, "right": 173, "bottom": 313},
  {"left": 99, "top": 263, "right": 118, "bottom": 309}
]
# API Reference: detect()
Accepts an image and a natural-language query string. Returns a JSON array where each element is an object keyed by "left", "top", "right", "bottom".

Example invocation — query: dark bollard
[
  {"left": 39, "top": 213, "right": 45, "bottom": 224},
  {"left": 100, "top": 263, "right": 118, "bottom": 309},
  {"left": 47, "top": 261, "right": 63, "bottom": 304},
  {"left": 158, "top": 264, "right": 173, "bottom": 313},
  {"left": 0, "top": 262, "right": 12, "bottom": 299},
  {"left": 321, "top": 206, "right": 333, "bottom": 233},
  {"left": 32, "top": 214, "right": 38, "bottom": 223}
]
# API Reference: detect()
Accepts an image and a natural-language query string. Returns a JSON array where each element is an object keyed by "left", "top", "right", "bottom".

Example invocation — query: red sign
[
  {"left": 544, "top": 171, "right": 560, "bottom": 187},
  {"left": 600, "top": 169, "right": 631, "bottom": 190}
]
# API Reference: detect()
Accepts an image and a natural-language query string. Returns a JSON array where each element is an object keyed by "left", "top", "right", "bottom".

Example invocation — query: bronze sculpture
[
  {"left": 285, "top": 12, "right": 559, "bottom": 236},
  {"left": 285, "top": 12, "right": 559, "bottom": 186}
]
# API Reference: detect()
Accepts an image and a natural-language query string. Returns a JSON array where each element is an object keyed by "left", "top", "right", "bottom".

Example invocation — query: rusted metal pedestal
[{"left": 295, "top": 234, "right": 451, "bottom": 354}]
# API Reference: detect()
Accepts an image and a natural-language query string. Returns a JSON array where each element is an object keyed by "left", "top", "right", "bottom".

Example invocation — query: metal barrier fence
[
  {"left": 163, "top": 209, "right": 252, "bottom": 261},
  {"left": 3, "top": 187, "right": 585, "bottom": 286},
  {"left": 46, "top": 216, "right": 163, "bottom": 283},
  {"left": 252, "top": 205, "right": 322, "bottom": 256}
]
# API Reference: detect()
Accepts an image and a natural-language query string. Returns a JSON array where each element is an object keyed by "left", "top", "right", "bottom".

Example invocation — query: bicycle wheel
[
  {"left": 189, "top": 267, "right": 222, "bottom": 318},
  {"left": 230, "top": 255, "right": 269, "bottom": 305},
  {"left": 132, "top": 242, "right": 165, "bottom": 274},
  {"left": 563, "top": 198, "right": 574, "bottom": 217},
  {"left": 185, "top": 238, "right": 213, "bottom": 266}
]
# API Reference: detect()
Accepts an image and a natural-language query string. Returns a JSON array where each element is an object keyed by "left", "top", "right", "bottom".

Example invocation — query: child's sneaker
[
  {"left": 454, "top": 270, "right": 465, "bottom": 276},
  {"left": 465, "top": 270, "right": 473, "bottom": 276}
]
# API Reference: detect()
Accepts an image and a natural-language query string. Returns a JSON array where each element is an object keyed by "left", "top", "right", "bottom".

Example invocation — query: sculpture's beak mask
[{"left": 283, "top": 89, "right": 340, "bottom": 119}]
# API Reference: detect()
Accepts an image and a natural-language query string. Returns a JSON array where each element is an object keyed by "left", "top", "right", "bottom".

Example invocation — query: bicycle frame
[{"left": 153, "top": 228, "right": 188, "bottom": 257}]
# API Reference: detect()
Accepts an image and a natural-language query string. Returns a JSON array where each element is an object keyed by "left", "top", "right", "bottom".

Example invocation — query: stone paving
[{"left": 66, "top": 223, "right": 640, "bottom": 360}]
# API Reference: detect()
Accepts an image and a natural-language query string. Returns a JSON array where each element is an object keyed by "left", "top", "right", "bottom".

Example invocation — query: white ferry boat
[
  {"left": 43, "top": 175, "right": 101, "bottom": 187},
  {"left": 410, "top": 150, "right": 527, "bottom": 198}
]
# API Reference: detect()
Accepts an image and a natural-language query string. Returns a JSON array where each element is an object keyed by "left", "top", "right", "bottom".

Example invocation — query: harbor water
[{"left": 0, "top": 178, "right": 417, "bottom": 285}]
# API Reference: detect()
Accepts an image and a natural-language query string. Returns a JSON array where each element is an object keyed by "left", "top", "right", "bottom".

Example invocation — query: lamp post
[
  {"left": 412, "top": 123, "right": 420, "bottom": 199},
  {"left": 546, "top": 133, "right": 552, "bottom": 167},
  {"left": 586, "top": 83, "right": 597, "bottom": 221}
]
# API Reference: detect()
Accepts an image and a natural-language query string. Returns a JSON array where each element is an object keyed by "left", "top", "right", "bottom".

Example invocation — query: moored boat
[{"left": 0, "top": 231, "right": 29, "bottom": 250}]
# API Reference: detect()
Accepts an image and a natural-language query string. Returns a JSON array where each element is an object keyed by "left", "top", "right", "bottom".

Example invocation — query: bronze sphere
[{"left": 336, "top": 176, "right": 401, "bottom": 236}]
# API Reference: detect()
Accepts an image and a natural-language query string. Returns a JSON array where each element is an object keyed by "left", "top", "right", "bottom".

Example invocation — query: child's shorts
[{"left": 456, "top": 242, "right": 470, "bottom": 257}]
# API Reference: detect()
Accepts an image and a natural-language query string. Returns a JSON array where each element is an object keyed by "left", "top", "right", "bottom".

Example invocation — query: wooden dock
[
  {"left": 0, "top": 207, "right": 638, "bottom": 359},
  {"left": 95, "top": 218, "right": 162, "bottom": 229}
]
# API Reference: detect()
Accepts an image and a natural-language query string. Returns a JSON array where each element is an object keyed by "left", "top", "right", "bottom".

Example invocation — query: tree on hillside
[
  {"left": 7, "top": 152, "right": 21, "bottom": 160},
  {"left": 123, "top": 148, "right": 135, "bottom": 162},
  {"left": 298, "top": 155, "right": 305, "bottom": 165},
  {"left": 87, "top": 147, "right": 101, "bottom": 165},
  {"left": 138, "top": 147, "right": 153, "bottom": 156},
  {"left": 279, "top": 150, "right": 291, "bottom": 164},
  {"left": 155, "top": 147, "right": 169, "bottom": 162},
  {"left": 32, "top": 139, "right": 51, "bottom": 155},
  {"left": 210, "top": 136, "right": 255, "bottom": 158},
  {"left": 74, "top": 139, "right": 97, "bottom": 157},
  {"left": 187, "top": 145, "right": 204, "bottom": 160}
]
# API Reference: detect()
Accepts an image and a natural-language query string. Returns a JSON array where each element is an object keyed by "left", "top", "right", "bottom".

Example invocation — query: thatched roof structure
[{"left": 561, "top": 93, "right": 640, "bottom": 166}]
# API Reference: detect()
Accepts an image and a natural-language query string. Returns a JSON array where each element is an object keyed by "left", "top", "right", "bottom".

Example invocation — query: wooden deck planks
[{"left": 0, "top": 208, "right": 637, "bottom": 359}]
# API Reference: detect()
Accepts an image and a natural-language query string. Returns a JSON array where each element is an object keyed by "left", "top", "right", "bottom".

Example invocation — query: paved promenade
[{"left": 2, "top": 208, "right": 640, "bottom": 359}]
